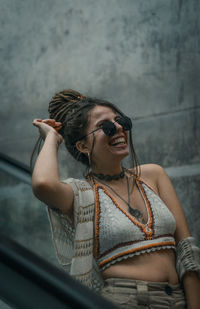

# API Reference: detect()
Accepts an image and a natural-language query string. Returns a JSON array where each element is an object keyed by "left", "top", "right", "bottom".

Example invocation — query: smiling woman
[
  {"left": 75, "top": 106, "right": 131, "bottom": 176},
  {"left": 31, "top": 89, "right": 200, "bottom": 309}
]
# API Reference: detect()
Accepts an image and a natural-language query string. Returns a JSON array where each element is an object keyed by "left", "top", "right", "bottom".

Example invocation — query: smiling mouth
[{"left": 110, "top": 137, "right": 126, "bottom": 146}]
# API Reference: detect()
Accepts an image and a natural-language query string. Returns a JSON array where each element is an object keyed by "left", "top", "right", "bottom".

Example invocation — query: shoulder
[
  {"left": 131, "top": 165, "right": 191, "bottom": 241},
  {"left": 62, "top": 177, "right": 93, "bottom": 204},
  {"left": 139, "top": 163, "right": 164, "bottom": 177},
  {"left": 62, "top": 177, "right": 91, "bottom": 191},
  {"left": 130, "top": 164, "right": 166, "bottom": 194}
]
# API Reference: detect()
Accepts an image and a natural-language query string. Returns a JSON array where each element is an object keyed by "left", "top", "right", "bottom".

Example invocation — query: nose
[{"left": 114, "top": 120, "right": 123, "bottom": 131}]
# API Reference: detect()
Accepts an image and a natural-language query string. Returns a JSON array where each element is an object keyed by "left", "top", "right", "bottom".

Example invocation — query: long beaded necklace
[
  {"left": 126, "top": 176, "right": 146, "bottom": 224},
  {"left": 92, "top": 173, "right": 145, "bottom": 224}
]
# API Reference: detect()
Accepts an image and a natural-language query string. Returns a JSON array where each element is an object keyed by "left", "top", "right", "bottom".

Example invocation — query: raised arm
[{"left": 32, "top": 119, "right": 74, "bottom": 217}]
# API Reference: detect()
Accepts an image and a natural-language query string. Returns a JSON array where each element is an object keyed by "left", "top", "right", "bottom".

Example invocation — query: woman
[{"left": 31, "top": 89, "right": 200, "bottom": 308}]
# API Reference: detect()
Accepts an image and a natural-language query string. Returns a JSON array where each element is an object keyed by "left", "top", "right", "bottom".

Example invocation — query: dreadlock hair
[{"left": 30, "top": 89, "right": 140, "bottom": 177}]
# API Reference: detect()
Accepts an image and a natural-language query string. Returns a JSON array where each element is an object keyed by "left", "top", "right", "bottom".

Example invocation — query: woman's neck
[{"left": 92, "top": 163, "right": 123, "bottom": 177}]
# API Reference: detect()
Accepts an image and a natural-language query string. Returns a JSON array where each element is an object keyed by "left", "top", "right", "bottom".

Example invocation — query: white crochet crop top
[{"left": 94, "top": 177, "right": 176, "bottom": 271}]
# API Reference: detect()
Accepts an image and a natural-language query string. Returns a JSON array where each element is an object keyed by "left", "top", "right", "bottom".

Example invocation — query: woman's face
[{"left": 83, "top": 105, "right": 130, "bottom": 169}]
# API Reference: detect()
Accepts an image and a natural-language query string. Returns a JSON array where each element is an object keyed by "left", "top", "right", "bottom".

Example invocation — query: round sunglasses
[{"left": 78, "top": 115, "right": 132, "bottom": 141}]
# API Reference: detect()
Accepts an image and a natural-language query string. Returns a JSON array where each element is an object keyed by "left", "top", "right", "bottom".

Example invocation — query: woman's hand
[
  {"left": 32, "top": 118, "right": 63, "bottom": 145},
  {"left": 32, "top": 118, "right": 74, "bottom": 216}
]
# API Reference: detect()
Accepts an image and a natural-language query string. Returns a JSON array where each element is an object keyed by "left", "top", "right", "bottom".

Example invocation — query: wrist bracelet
[{"left": 176, "top": 237, "right": 200, "bottom": 281}]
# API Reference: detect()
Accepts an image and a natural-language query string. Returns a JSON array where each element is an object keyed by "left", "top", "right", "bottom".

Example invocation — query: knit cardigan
[{"left": 47, "top": 178, "right": 104, "bottom": 291}]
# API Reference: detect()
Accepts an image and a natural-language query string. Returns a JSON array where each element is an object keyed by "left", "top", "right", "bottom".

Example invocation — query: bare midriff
[{"left": 101, "top": 249, "right": 179, "bottom": 285}]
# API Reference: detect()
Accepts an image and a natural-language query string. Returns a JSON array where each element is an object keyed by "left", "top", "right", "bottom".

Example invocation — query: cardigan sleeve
[
  {"left": 47, "top": 178, "right": 80, "bottom": 273},
  {"left": 47, "top": 178, "right": 104, "bottom": 291}
]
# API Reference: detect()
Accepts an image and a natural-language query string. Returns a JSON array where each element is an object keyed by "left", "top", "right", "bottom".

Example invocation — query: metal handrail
[
  {"left": 0, "top": 234, "right": 117, "bottom": 309},
  {"left": 0, "top": 153, "right": 31, "bottom": 184},
  {"left": 0, "top": 153, "right": 31, "bottom": 175},
  {"left": 0, "top": 155, "right": 117, "bottom": 307}
]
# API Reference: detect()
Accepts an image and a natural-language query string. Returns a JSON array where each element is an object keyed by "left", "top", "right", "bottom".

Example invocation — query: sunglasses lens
[
  {"left": 101, "top": 116, "right": 132, "bottom": 137},
  {"left": 102, "top": 121, "right": 116, "bottom": 136},
  {"left": 117, "top": 116, "right": 132, "bottom": 130}
]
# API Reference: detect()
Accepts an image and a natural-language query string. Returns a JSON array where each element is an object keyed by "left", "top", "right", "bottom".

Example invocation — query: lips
[{"left": 110, "top": 136, "right": 126, "bottom": 146}]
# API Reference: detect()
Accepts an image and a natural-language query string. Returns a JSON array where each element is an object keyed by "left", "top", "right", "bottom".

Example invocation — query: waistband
[{"left": 104, "top": 278, "right": 182, "bottom": 294}]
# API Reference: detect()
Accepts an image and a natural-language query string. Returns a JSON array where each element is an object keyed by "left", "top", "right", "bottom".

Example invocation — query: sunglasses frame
[{"left": 77, "top": 115, "right": 132, "bottom": 142}]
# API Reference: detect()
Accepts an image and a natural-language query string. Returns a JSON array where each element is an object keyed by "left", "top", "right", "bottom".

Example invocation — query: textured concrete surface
[
  {"left": 1, "top": 0, "right": 199, "bottom": 165},
  {"left": 170, "top": 175, "right": 200, "bottom": 244},
  {"left": 0, "top": 0, "right": 199, "bottom": 272}
]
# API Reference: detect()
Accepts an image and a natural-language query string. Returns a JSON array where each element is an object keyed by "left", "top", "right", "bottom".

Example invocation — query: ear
[{"left": 76, "top": 140, "right": 89, "bottom": 154}]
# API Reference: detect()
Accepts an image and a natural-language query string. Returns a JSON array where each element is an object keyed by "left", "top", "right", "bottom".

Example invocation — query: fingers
[
  {"left": 42, "top": 119, "right": 56, "bottom": 125},
  {"left": 54, "top": 125, "right": 62, "bottom": 132},
  {"left": 43, "top": 119, "right": 62, "bottom": 131},
  {"left": 33, "top": 118, "right": 42, "bottom": 123},
  {"left": 32, "top": 119, "right": 43, "bottom": 127},
  {"left": 43, "top": 119, "right": 62, "bottom": 128},
  {"left": 32, "top": 118, "right": 63, "bottom": 144},
  {"left": 32, "top": 118, "right": 62, "bottom": 130}
]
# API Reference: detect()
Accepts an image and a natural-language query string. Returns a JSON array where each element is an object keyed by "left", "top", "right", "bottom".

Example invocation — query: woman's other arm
[
  {"left": 155, "top": 164, "right": 200, "bottom": 309},
  {"left": 32, "top": 119, "right": 74, "bottom": 216}
]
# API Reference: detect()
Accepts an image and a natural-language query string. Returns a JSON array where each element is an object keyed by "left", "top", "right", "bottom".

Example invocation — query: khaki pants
[{"left": 101, "top": 278, "right": 186, "bottom": 309}]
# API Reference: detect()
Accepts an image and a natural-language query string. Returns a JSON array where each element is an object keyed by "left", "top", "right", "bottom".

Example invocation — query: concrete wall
[{"left": 0, "top": 0, "right": 200, "bottom": 261}]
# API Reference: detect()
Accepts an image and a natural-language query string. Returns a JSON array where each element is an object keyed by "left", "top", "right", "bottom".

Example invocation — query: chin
[
  {"left": 111, "top": 149, "right": 129, "bottom": 160},
  {"left": 111, "top": 145, "right": 129, "bottom": 155}
]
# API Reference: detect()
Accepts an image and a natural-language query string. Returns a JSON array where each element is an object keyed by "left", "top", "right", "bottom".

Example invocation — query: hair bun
[{"left": 48, "top": 89, "right": 86, "bottom": 125}]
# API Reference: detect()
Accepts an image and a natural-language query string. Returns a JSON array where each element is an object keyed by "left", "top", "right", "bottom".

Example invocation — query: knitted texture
[
  {"left": 48, "top": 178, "right": 104, "bottom": 291},
  {"left": 176, "top": 237, "right": 200, "bottom": 280},
  {"left": 47, "top": 178, "right": 199, "bottom": 290},
  {"left": 94, "top": 179, "right": 176, "bottom": 270}
]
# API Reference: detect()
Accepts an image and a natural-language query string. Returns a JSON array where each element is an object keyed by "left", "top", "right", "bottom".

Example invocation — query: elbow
[{"left": 32, "top": 178, "right": 53, "bottom": 199}]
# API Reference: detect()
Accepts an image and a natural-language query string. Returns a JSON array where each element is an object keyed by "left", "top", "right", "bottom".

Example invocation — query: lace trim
[{"left": 100, "top": 244, "right": 175, "bottom": 271}]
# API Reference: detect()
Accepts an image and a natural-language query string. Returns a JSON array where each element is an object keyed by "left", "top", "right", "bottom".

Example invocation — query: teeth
[{"left": 111, "top": 137, "right": 126, "bottom": 146}]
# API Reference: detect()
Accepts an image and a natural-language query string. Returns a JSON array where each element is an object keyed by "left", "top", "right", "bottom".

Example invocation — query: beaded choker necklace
[{"left": 91, "top": 168, "right": 125, "bottom": 181}]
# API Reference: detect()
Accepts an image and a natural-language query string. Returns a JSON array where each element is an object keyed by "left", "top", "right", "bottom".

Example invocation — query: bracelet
[{"left": 176, "top": 237, "right": 200, "bottom": 281}]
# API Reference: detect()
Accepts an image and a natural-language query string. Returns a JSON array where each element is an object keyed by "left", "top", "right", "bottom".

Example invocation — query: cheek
[{"left": 92, "top": 133, "right": 110, "bottom": 152}]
